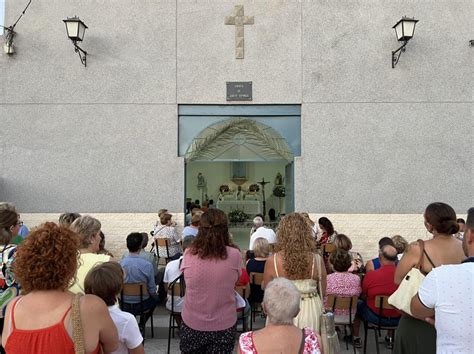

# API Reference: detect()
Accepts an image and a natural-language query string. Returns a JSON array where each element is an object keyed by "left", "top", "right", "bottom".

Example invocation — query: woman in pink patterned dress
[
  {"left": 238, "top": 278, "right": 321, "bottom": 354},
  {"left": 324, "top": 249, "right": 361, "bottom": 323}
]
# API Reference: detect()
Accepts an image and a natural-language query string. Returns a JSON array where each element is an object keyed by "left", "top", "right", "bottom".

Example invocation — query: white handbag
[{"left": 388, "top": 239, "right": 426, "bottom": 316}]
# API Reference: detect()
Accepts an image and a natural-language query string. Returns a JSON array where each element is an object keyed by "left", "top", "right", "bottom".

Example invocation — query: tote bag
[{"left": 388, "top": 239, "right": 426, "bottom": 316}]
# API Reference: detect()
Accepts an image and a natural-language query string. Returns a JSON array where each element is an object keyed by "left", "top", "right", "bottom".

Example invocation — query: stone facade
[{"left": 1, "top": 1, "right": 472, "bottom": 217}]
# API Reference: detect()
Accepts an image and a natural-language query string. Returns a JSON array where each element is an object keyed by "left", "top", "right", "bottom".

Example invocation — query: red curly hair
[{"left": 14, "top": 222, "right": 80, "bottom": 294}]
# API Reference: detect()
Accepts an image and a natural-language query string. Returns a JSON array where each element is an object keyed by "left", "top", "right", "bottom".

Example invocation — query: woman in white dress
[{"left": 263, "top": 213, "right": 327, "bottom": 333}]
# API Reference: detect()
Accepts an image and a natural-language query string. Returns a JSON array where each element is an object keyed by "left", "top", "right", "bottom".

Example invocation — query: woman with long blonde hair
[{"left": 263, "top": 213, "right": 327, "bottom": 333}]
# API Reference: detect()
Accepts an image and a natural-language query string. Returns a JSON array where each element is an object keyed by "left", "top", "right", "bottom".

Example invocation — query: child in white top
[{"left": 84, "top": 262, "right": 144, "bottom": 354}]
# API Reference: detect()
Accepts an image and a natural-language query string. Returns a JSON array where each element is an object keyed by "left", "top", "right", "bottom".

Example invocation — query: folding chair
[
  {"left": 155, "top": 238, "right": 171, "bottom": 266},
  {"left": 363, "top": 295, "right": 399, "bottom": 354},
  {"left": 249, "top": 272, "right": 265, "bottom": 330},
  {"left": 321, "top": 243, "right": 336, "bottom": 255},
  {"left": 326, "top": 295, "right": 358, "bottom": 354},
  {"left": 119, "top": 283, "right": 155, "bottom": 339},
  {"left": 167, "top": 276, "right": 184, "bottom": 354}
]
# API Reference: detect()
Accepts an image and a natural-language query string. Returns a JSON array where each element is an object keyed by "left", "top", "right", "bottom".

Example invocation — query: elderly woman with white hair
[{"left": 238, "top": 278, "right": 321, "bottom": 354}]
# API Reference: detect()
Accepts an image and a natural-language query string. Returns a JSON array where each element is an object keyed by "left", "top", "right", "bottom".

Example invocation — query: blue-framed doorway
[{"left": 179, "top": 105, "right": 301, "bottom": 219}]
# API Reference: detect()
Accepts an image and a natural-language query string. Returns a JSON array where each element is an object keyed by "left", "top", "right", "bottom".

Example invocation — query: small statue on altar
[{"left": 234, "top": 185, "right": 245, "bottom": 200}]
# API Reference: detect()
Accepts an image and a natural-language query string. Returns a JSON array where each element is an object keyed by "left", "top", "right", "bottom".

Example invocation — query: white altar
[{"left": 216, "top": 200, "right": 261, "bottom": 215}]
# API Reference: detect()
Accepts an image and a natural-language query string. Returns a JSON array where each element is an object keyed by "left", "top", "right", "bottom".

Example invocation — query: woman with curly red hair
[
  {"left": 1, "top": 222, "right": 118, "bottom": 354},
  {"left": 179, "top": 208, "right": 242, "bottom": 353}
]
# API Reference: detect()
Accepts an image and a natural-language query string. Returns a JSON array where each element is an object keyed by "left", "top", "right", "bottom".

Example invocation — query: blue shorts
[{"left": 357, "top": 300, "right": 400, "bottom": 327}]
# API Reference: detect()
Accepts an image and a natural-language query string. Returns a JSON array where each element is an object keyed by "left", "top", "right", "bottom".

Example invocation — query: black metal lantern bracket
[
  {"left": 391, "top": 17, "right": 419, "bottom": 68},
  {"left": 63, "top": 17, "right": 88, "bottom": 67},
  {"left": 71, "top": 40, "right": 87, "bottom": 67},
  {"left": 392, "top": 40, "right": 409, "bottom": 69}
]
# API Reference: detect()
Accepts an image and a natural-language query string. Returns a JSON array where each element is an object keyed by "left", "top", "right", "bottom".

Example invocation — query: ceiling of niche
[{"left": 185, "top": 118, "right": 294, "bottom": 163}]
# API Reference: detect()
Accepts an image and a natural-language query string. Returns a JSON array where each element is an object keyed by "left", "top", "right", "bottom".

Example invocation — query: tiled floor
[{"left": 142, "top": 304, "right": 394, "bottom": 353}]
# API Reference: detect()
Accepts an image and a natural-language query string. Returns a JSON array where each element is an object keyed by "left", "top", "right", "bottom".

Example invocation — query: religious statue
[
  {"left": 275, "top": 172, "right": 284, "bottom": 186},
  {"left": 197, "top": 173, "right": 206, "bottom": 189},
  {"left": 197, "top": 173, "right": 207, "bottom": 203}
]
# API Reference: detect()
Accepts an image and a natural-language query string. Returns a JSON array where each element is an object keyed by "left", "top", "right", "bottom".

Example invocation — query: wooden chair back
[
  {"left": 167, "top": 282, "right": 182, "bottom": 297},
  {"left": 121, "top": 283, "right": 146, "bottom": 297},
  {"left": 156, "top": 238, "right": 170, "bottom": 248},
  {"left": 321, "top": 243, "right": 336, "bottom": 254},
  {"left": 374, "top": 295, "right": 394, "bottom": 311},
  {"left": 367, "top": 295, "right": 399, "bottom": 332},
  {"left": 326, "top": 295, "right": 358, "bottom": 312},
  {"left": 235, "top": 284, "right": 250, "bottom": 299},
  {"left": 155, "top": 238, "right": 171, "bottom": 264},
  {"left": 249, "top": 272, "right": 264, "bottom": 287}
]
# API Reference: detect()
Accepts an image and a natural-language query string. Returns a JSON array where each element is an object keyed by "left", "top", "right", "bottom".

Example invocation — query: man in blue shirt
[{"left": 120, "top": 232, "right": 159, "bottom": 325}]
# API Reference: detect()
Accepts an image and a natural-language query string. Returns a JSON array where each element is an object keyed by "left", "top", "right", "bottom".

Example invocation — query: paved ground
[{"left": 141, "top": 304, "right": 394, "bottom": 353}]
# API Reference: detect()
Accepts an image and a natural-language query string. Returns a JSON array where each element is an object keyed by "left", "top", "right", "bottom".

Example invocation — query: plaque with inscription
[{"left": 226, "top": 82, "right": 252, "bottom": 101}]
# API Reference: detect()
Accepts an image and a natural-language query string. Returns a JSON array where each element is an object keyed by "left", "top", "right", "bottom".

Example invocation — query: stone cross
[{"left": 225, "top": 5, "right": 254, "bottom": 59}]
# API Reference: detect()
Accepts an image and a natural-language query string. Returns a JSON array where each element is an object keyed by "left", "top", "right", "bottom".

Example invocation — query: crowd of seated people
[{"left": 0, "top": 200, "right": 471, "bottom": 354}]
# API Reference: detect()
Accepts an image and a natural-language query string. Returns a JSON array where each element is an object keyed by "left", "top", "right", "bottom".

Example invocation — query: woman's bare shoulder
[
  {"left": 80, "top": 294, "right": 108, "bottom": 314},
  {"left": 406, "top": 240, "right": 423, "bottom": 252},
  {"left": 398, "top": 241, "right": 422, "bottom": 263}
]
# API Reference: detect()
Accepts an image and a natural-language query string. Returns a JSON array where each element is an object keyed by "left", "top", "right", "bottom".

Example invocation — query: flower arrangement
[
  {"left": 228, "top": 209, "right": 247, "bottom": 223},
  {"left": 249, "top": 184, "right": 260, "bottom": 192},
  {"left": 273, "top": 185, "right": 286, "bottom": 198},
  {"left": 219, "top": 185, "right": 230, "bottom": 193}
]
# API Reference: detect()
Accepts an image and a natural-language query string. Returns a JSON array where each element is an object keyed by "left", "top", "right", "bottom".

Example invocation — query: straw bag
[
  {"left": 72, "top": 294, "right": 85, "bottom": 354},
  {"left": 388, "top": 239, "right": 426, "bottom": 316},
  {"left": 316, "top": 253, "right": 340, "bottom": 354}
]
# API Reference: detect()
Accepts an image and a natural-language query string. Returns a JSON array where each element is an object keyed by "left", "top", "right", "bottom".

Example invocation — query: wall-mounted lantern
[
  {"left": 392, "top": 17, "right": 419, "bottom": 68},
  {"left": 63, "top": 16, "right": 88, "bottom": 67}
]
